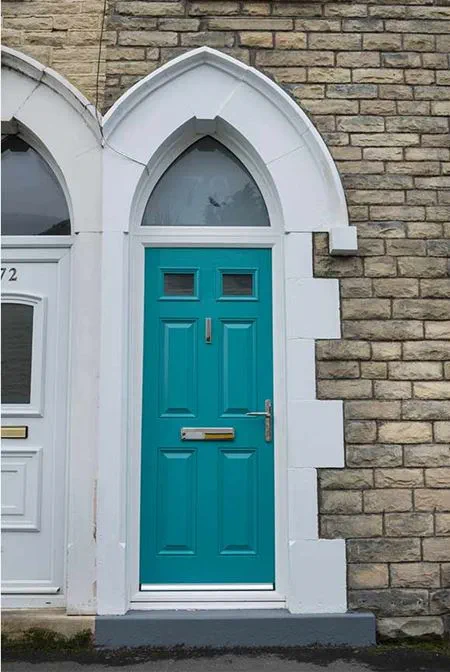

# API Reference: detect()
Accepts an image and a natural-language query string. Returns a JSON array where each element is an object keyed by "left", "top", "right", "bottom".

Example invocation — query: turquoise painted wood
[{"left": 140, "top": 248, "right": 274, "bottom": 585}]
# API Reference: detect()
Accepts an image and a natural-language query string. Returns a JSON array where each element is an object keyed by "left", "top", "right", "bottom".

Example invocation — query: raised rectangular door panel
[
  {"left": 156, "top": 449, "right": 197, "bottom": 555},
  {"left": 218, "top": 449, "right": 257, "bottom": 555},
  {"left": 140, "top": 248, "right": 274, "bottom": 586},
  {"left": 220, "top": 321, "right": 256, "bottom": 416},
  {"left": 160, "top": 320, "right": 197, "bottom": 417}
]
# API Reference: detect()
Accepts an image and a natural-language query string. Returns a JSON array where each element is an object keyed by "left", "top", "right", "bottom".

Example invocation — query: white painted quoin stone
[{"left": 2, "top": 46, "right": 356, "bottom": 616}]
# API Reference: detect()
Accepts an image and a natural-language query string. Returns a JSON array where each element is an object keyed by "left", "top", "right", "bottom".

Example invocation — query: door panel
[
  {"left": 140, "top": 248, "right": 274, "bottom": 586},
  {"left": 157, "top": 449, "right": 197, "bottom": 555},
  {"left": 1, "top": 256, "right": 68, "bottom": 596},
  {"left": 160, "top": 320, "right": 197, "bottom": 416},
  {"left": 218, "top": 449, "right": 257, "bottom": 555},
  {"left": 220, "top": 320, "right": 256, "bottom": 416}
]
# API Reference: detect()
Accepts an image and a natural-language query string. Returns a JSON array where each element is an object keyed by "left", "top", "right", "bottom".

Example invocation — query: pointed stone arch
[{"left": 103, "top": 47, "right": 356, "bottom": 252}]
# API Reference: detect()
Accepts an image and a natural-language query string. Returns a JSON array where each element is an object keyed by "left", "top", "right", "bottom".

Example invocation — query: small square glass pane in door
[
  {"left": 1, "top": 303, "right": 33, "bottom": 404},
  {"left": 222, "top": 273, "right": 253, "bottom": 297},
  {"left": 164, "top": 273, "right": 195, "bottom": 297}
]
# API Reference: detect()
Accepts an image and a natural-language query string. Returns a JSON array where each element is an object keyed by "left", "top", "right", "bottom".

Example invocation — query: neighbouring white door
[{"left": 1, "top": 247, "right": 70, "bottom": 602}]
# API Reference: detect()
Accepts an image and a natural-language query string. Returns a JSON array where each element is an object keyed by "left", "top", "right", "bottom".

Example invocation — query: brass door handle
[{"left": 246, "top": 399, "right": 272, "bottom": 442}]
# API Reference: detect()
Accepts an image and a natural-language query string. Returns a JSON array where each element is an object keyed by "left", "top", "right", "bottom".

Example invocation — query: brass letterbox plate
[
  {"left": 181, "top": 427, "right": 235, "bottom": 441},
  {"left": 1, "top": 426, "right": 28, "bottom": 439}
]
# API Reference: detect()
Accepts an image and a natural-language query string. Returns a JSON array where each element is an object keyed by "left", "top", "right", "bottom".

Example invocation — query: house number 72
[{"left": 1, "top": 267, "right": 18, "bottom": 281}]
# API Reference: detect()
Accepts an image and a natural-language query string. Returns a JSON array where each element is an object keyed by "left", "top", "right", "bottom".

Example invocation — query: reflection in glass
[
  {"left": 142, "top": 137, "right": 269, "bottom": 227},
  {"left": 164, "top": 273, "right": 195, "bottom": 296},
  {"left": 1, "top": 136, "right": 70, "bottom": 235},
  {"left": 1, "top": 303, "right": 34, "bottom": 404},
  {"left": 223, "top": 273, "right": 253, "bottom": 296}
]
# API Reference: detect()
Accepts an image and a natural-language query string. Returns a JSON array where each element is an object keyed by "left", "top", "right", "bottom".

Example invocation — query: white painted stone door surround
[
  {"left": 1, "top": 47, "right": 102, "bottom": 613},
  {"left": 2, "top": 46, "right": 357, "bottom": 616}
]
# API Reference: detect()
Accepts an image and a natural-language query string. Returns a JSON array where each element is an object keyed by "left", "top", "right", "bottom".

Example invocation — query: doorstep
[
  {"left": 95, "top": 610, "right": 376, "bottom": 648},
  {"left": 2, "top": 608, "right": 95, "bottom": 639}
]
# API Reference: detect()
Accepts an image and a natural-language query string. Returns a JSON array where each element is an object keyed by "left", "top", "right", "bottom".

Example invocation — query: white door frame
[
  {"left": 127, "top": 235, "right": 288, "bottom": 609},
  {"left": 124, "top": 120, "right": 289, "bottom": 608}
]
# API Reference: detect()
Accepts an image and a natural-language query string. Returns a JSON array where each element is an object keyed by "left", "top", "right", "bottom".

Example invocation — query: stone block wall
[
  {"left": 315, "top": 226, "right": 450, "bottom": 638},
  {"left": 2, "top": 0, "right": 449, "bottom": 639},
  {"left": 2, "top": 0, "right": 108, "bottom": 102}
]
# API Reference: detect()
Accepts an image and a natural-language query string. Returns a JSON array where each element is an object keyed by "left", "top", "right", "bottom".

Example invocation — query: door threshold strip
[{"left": 140, "top": 583, "right": 274, "bottom": 591}]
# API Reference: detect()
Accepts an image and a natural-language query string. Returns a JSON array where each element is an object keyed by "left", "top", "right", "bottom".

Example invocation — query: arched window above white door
[
  {"left": 142, "top": 137, "right": 270, "bottom": 228},
  {"left": 1, "top": 135, "right": 70, "bottom": 236}
]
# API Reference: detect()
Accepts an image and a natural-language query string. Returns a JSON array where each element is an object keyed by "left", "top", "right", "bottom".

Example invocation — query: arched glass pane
[
  {"left": 1, "top": 136, "right": 70, "bottom": 235},
  {"left": 142, "top": 137, "right": 269, "bottom": 227}
]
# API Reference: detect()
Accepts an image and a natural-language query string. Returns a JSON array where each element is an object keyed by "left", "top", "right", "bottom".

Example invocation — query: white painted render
[{"left": 1, "top": 46, "right": 356, "bottom": 616}]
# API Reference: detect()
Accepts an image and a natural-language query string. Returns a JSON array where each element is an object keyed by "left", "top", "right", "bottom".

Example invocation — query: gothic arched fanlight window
[
  {"left": 1, "top": 135, "right": 70, "bottom": 235},
  {"left": 142, "top": 137, "right": 270, "bottom": 227}
]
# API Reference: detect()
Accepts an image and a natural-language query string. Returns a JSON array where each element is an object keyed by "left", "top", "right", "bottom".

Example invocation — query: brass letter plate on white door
[
  {"left": 1, "top": 426, "right": 28, "bottom": 439},
  {"left": 181, "top": 427, "right": 235, "bottom": 441}
]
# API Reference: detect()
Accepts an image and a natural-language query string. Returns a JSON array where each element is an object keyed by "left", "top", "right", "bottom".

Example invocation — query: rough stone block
[
  {"left": 404, "top": 342, "right": 450, "bottom": 361},
  {"left": 415, "top": 490, "right": 450, "bottom": 513},
  {"left": 340, "top": 279, "right": 373, "bottom": 298},
  {"left": 414, "top": 382, "right": 450, "bottom": 399},
  {"left": 317, "top": 380, "right": 373, "bottom": 400},
  {"left": 393, "top": 299, "right": 450, "bottom": 320},
  {"left": 436, "top": 513, "right": 450, "bottom": 535},
  {"left": 364, "top": 257, "right": 397, "bottom": 278},
  {"left": 404, "top": 444, "right": 450, "bottom": 467},
  {"left": 345, "top": 421, "right": 377, "bottom": 444},
  {"left": 426, "top": 322, "right": 450, "bottom": 340},
  {"left": 363, "top": 489, "right": 413, "bottom": 513},
  {"left": 374, "top": 381, "right": 412, "bottom": 400},
  {"left": 345, "top": 401, "right": 401, "bottom": 420},
  {"left": 316, "top": 341, "right": 371, "bottom": 361},
  {"left": 239, "top": 31, "right": 273, "bottom": 48},
  {"left": 346, "top": 444, "right": 403, "bottom": 468},
  {"left": 425, "top": 468, "right": 450, "bottom": 488},
  {"left": 371, "top": 343, "right": 402, "bottom": 361},
  {"left": 373, "top": 279, "right": 419, "bottom": 298},
  {"left": 348, "top": 564, "right": 389, "bottom": 589},
  {"left": 403, "top": 401, "right": 450, "bottom": 420},
  {"left": 374, "top": 467, "right": 424, "bottom": 487},
  {"left": 317, "top": 361, "right": 360, "bottom": 379},
  {"left": 421, "top": 280, "right": 450, "bottom": 298},
  {"left": 347, "top": 538, "right": 421, "bottom": 562},
  {"left": 360, "top": 362, "right": 388, "bottom": 379},
  {"left": 321, "top": 515, "right": 382, "bottom": 539},
  {"left": 435, "top": 422, "right": 450, "bottom": 443},
  {"left": 348, "top": 589, "right": 429, "bottom": 616},
  {"left": 388, "top": 362, "right": 442, "bottom": 380},
  {"left": 275, "top": 33, "right": 306, "bottom": 49},
  {"left": 377, "top": 616, "right": 444, "bottom": 639},
  {"left": 320, "top": 491, "right": 363, "bottom": 515},
  {"left": 385, "top": 513, "right": 434, "bottom": 537},
  {"left": 390, "top": 563, "right": 440, "bottom": 588},
  {"left": 319, "top": 469, "right": 373, "bottom": 490},
  {"left": 343, "top": 321, "right": 423, "bottom": 341},
  {"left": 430, "top": 590, "right": 450, "bottom": 615},
  {"left": 341, "top": 299, "right": 391, "bottom": 320}
]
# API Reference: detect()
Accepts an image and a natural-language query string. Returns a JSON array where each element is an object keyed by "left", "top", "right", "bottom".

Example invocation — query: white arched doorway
[
  {"left": 97, "top": 47, "right": 357, "bottom": 616},
  {"left": 1, "top": 47, "right": 102, "bottom": 613}
]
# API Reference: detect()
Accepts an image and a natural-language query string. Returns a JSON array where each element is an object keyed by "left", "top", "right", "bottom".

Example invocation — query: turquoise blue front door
[{"left": 140, "top": 248, "right": 274, "bottom": 585}]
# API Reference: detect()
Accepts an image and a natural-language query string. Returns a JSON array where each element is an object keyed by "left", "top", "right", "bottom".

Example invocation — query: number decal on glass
[{"left": 1, "top": 267, "right": 18, "bottom": 282}]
